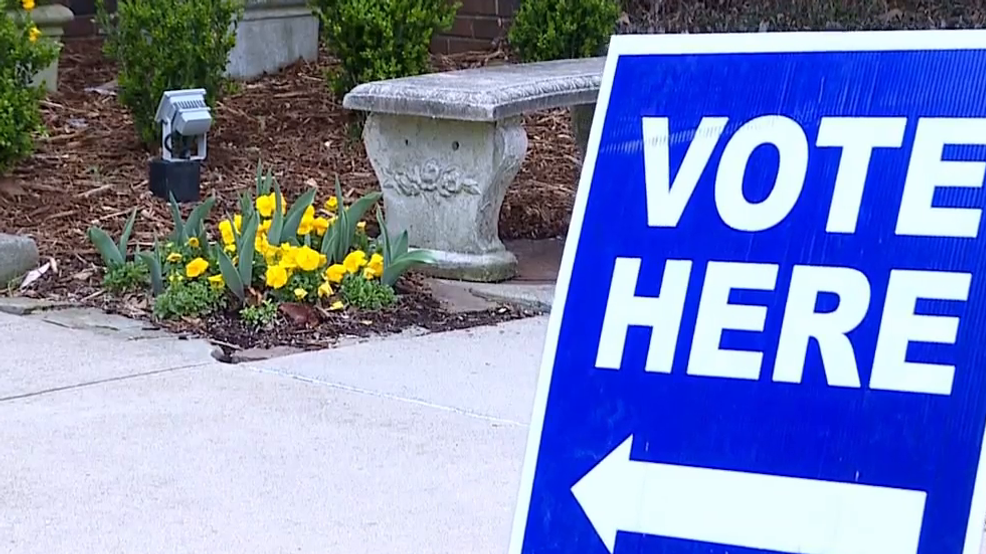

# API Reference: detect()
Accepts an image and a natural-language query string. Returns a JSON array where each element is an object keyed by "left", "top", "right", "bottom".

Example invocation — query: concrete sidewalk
[{"left": 0, "top": 311, "right": 548, "bottom": 554}]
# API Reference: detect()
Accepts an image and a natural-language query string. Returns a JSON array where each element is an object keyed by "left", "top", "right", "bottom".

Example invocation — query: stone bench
[{"left": 342, "top": 57, "right": 605, "bottom": 282}]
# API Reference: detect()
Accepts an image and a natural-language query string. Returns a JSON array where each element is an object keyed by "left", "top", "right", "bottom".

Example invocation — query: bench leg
[{"left": 362, "top": 113, "right": 528, "bottom": 282}]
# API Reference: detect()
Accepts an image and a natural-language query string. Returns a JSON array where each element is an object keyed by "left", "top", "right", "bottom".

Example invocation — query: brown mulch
[
  {"left": 0, "top": 38, "right": 575, "bottom": 350},
  {"left": 0, "top": 38, "right": 578, "bottom": 258}
]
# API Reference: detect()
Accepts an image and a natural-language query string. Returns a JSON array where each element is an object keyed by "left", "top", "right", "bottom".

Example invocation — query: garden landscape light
[{"left": 149, "top": 88, "right": 212, "bottom": 203}]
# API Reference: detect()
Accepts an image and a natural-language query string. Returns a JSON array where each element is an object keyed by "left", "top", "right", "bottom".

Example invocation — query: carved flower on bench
[{"left": 383, "top": 159, "right": 481, "bottom": 198}]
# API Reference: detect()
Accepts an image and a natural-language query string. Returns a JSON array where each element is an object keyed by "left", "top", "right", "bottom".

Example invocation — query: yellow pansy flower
[
  {"left": 218, "top": 219, "right": 236, "bottom": 245},
  {"left": 294, "top": 245, "right": 322, "bottom": 271},
  {"left": 364, "top": 252, "right": 384, "bottom": 279},
  {"left": 324, "top": 196, "right": 338, "bottom": 212},
  {"left": 185, "top": 257, "right": 209, "bottom": 278},
  {"left": 166, "top": 252, "right": 183, "bottom": 263},
  {"left": 329, "top": 300, "right": 345, "bottom": 311},
  {"left": 28, "top": 26, "right": 40, "bottom": 42},
  {"left": 324, "top": 264, "right": 346, "bottom": 283},
  {"left": 208, "top": 274, "right": 224, "bottom": 288},
  {"left": 318, "top": 282, "right": 333, "bottom": 298},
  {"left": 261, "top": 245, "right": 278, "bottom": 266},
  {"left": 279, "top": 244, "right": 298, "bottom": 269},
  {"left": 224, "top": 243, "right": 236, "bottom": 255},
  {"left": 256, "top": 193, "right": 277, "bottom": 218},
  {"left": 293, "top": 288, "right": 308, "bottom": 300},
  {"left": 356, "top": 221, "right": 366, "bottom": 232},
  {"left": 265, "top": 265, "right": 288, "bottom": 289},
  {"left": 187, "top": 237, "right": 200, "bottom": 249},
  {"left": 343, "top": 250, "right": 368, "bottom": 274},
  {"left": 22, "top": 0, "right": 35, "bottom": 11},
  {"left": 311, "top": 217, "right": 330, "bottom": 236},
  {"left": 296, "top": 205, "right": 316, "bottom": 235}
]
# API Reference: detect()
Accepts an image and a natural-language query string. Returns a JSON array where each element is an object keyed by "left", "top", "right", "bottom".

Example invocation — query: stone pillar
[
  {"left": 226, "top": 0, "right": 319, "bottom": 80},
  {"left": 362, "top": 113, "right": 529, "bottom": 282},
  {"left": 5, "top": 2, "right": 74, "bottom": 92}
]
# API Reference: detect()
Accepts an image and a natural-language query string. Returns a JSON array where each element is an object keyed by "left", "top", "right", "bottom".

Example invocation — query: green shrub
[
  {"left": 240, "top": 299, "right": 278, "bottom": 329},
  {"left": 103, "top": 260, "right": 150, "bottom": 293},
  {"left": 508, "top": 0, "right": 618, "bottom": 62},
  {"left": 153, "top": 277, "right": 228, "bottom": 320},
  {"left": 310, "top": 0, "right": 459, "bottom": 98},
  {"left": 0, "top": 0, "right": 58, "bottom": 175},
  {"left": 339, "top": 272, "right": 396, "bottom": 311},
  {"left": 95, "top": 0, "right": 243, "bottom": 147}
]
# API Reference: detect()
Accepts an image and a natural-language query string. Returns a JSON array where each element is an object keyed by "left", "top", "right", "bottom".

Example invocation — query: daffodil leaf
[
  {"left": 184, "top": 197, "right": 216, "bottom": 240},
  {"left": 117, "top": 208, "right": 138, "bottom": 261},
  {"left": 257, "top": 161, "right": 274, "bottom": 197},
  {"left": 375, "top": 205, "right": 392, "bottom": 268},
  {"left": 332, "top": 175, "right": 349, "bottom": 261},
  {"left": 398, "top": 248, "right": 436, "bottom": 265},
  {"left": 253, "top": 157, "right": 264, "bottom": 197},
  {"left": 87, "top": 226, "right": 124, "bottom": 268},
  {"left": 137, "top": 250, "right": 163, "bottom": 296},
  {"left": 280, "top": 186, "right": 317, "bottom": 242},
  {"left": 383, "top": 250, "right": 436, "bottom": 287},
  {"left": 217, "top": 249, "right": 244, "bottom": 302},
  {"left": 268, "top": 180, "right": 284, "bottom": 245},
  {"left": 167, "top": 191, "right": 185, "bottom": 242},
  {"left": 320, "top": 226, "right": 336, "bottom": 257},
  {"left": 237, "top": 212, "right": 259, "bottom": 288},
  {"left": 394, "top": 230, "right": 409, "bottom": 259},
  {"left": 340, "top": 190, "right": 381, "bottom": 258},
  {"left": 238, "top": 190, "right": 254, "bottom": 222}
]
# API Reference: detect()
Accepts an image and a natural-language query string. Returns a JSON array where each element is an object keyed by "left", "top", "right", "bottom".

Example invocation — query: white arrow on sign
[{"left": 570, "top": 435, "right": 927, "bottom": 554}]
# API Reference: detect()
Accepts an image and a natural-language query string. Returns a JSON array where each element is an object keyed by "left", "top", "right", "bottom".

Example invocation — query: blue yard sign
[{"left": 508, "top": 30, "right": 986, "bottom": 554}]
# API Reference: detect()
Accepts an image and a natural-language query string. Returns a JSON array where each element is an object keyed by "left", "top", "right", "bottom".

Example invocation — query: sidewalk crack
[{"left": 0, "top": 362, "right": 212, "bottom": 403}]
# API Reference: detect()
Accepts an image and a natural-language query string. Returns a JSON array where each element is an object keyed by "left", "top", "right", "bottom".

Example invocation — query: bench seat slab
[{"left": 363, "top": 113, "right": 529, "bottom": 282}]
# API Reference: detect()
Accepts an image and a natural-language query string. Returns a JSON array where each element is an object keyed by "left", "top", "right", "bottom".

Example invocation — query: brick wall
[
  {"left": 432, "top": 0, "right": 519, "bottom": 54},
  {"left": 61, "top": 0, "right": 513, "bottom": 55},
  {"left": 59, "top": 0, "right": 111, "bottom": 38}
]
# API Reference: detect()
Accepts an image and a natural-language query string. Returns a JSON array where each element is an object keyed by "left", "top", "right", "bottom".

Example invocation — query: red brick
[
  {"left": 470, "top": 15, "right": 505, "bottom": 39},
  {"left": 444, "top": 36, "right": 496, "bottom": 54},
  {"left": 430, "top": 36, "right": 450, "bottom": 54},
  {"left": 496, "top": 0, "right": 520, "bottom": 16},
  {"left": 449, "top": 16, "right": 474, "bottom": 38},
  {"left": 457, "top": 0, "right": 497, "bottom": 16}
]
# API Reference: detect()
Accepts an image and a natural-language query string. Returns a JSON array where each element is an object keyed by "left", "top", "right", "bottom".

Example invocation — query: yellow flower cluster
[
  {"left": 212, "top": 192, "right": 382, "bottom": 306},
  {"left": 321, "top": 250, "right": 384, "bottom": 283},
  {"left": 164, "top": 237, "right": 224, "bottom": 288},
  {"left": 20, "top": 0, "right": 41, "bottom": 42},
  {"left": 263, "top": 243, "right": 326, "bottom": 289}
]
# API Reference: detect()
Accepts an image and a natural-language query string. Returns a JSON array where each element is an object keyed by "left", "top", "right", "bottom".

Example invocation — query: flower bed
[
  {"left": 0, "top": 39, "right": 569, "bottom": 351},
  {"left": 83, "top": 161, "right": 532, "bottom": 351}
]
